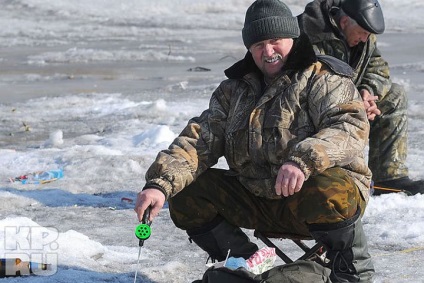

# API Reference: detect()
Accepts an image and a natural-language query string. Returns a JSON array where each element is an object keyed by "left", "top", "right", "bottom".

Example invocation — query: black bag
[{"left": 193, "top": 260, "right": 331, "bottom": 283}]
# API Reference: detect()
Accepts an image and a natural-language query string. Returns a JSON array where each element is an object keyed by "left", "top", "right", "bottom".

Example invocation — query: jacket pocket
[
  {"left": 262, "top": 108, "right": 293, "bottom": 164},
  {"left": 225, "top": 126, "right": 250, "bottom": 169}
]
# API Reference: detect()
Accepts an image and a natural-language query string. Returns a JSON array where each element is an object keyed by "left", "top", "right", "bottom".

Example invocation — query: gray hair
[{"left": 333, "top": 7, "right": 359, "bottom": 27}]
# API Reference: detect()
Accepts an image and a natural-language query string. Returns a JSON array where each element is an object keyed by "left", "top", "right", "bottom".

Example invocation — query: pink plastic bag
[{"left": 246, "top": 246, "right": 276, "bottom": 274}]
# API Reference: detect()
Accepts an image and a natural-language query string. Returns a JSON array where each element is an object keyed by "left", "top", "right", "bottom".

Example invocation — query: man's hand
[
  {"left": 360, "top": 89, "right": 381, "bottom": 121},
  {"left": 275, "top": 161, "right": 305, "bottom": 197},
  {"left": 134, "top": 188, "right": 166, "bottom": 222}
]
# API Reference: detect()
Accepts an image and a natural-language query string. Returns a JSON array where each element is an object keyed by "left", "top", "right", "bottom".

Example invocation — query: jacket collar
[{"left": 224, "top": 33, "right": 317, "bottom": 80}]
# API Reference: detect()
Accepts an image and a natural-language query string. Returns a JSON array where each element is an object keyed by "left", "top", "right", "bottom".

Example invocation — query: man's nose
[{"left": 264, "top": 44, "right": 274, "bottom": 56}]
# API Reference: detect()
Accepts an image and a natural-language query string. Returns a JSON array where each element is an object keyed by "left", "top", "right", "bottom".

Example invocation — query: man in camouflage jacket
[
  {"left": 135, "top": 0, "right": 375, "bottom": 281},
  {"left": 298, "top": 0, "right": 424, "bottom": 195}
]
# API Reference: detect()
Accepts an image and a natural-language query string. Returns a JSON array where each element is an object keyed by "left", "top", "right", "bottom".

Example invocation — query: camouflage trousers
[
  {"left": 369, "top": 82, "right": 408, "bottom": 182},
  {"left": 169, "top": 167, "right": 365, "bottom": 237}
]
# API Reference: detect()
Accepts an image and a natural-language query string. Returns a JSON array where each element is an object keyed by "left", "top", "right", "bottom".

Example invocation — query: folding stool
[{"left": 254, "top": 230, "right": 326, "bottom": 264}]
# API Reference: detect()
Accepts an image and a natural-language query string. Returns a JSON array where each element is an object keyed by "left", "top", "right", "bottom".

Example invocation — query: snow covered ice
[{"left": 0, "top": 0, "right": 424, "bottom": 282}]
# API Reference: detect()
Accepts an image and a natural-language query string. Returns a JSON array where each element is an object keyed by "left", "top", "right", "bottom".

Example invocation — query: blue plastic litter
[
  {"left": 224, "top": 257, "right": 248, "bottom": 270},
  {"left": 19, "top": 169, "right": 64, "bottom": 184}
]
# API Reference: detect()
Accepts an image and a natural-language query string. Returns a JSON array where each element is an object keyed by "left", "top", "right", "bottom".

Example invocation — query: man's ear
[{"left": 339, "top": 15, "right": 350, "bottom": 30}]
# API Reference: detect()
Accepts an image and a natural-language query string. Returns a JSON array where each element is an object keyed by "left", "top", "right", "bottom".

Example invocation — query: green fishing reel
[
  {"left": 135, "top": 207, "right": 152, "bottom": 246},
  {"left": 135, "top": 223, "right": 151, "bottom": 241}
]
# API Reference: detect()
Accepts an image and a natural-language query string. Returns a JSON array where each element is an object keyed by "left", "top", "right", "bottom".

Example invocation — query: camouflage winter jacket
[
  {"left": 144, "top": 34, "right": 372, "bottom": 202},
  {"left": 297, "top": 0, "right": 392, "bottom": 100}
]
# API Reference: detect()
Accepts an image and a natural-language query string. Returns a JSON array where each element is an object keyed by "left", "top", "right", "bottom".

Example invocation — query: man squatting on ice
[
  {"left": 298, "top": 0, "right": 424, "bottom": 195},
  {"left": 135, "top": 0, "right": 375, "bottom": 282}
]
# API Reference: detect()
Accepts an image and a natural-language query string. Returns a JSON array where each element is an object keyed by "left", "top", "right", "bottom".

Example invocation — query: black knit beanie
[{"left": 242, "top": 0, "right": 300, "bottom": 49}]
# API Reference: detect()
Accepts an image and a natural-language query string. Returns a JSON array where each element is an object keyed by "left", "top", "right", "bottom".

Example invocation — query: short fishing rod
[{"left": 133, "top": 207, "right": 152, "bottom": 283}]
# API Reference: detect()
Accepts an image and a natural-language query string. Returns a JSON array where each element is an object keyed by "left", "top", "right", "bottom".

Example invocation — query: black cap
[
  {"left": 342, "top": 0, "right": 385, "bottom": 34},
  {"left": 242, "top": 0, "right": 300, "bottom": 49}
]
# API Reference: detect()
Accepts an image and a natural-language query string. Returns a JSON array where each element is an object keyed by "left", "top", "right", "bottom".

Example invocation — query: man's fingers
[
  {"left": 286, "top": 178, "right": 297, "bottom": 196},
  {"left": 282, "top": 177, "right": 291, "bottom": 197},
  {"left": 368, "top": 113, "right": 376, "bottom": 121},
  {"left": 136, "top": 202, "right": 150, "bottom": 222},
  {"left": 295, "top": 174, "right": 305, "bottom": 192},
  {"left": 275, "top": 168, "right": 285, "bottom": 196},
  {"left": 367, "top": 95, "right": 379, "bottom": 102},
  {"left": 363, "top": 100, "right": 371, "bottom": 110}
]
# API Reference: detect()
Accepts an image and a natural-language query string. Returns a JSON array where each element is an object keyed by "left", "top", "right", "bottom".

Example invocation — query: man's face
[
  {"left": 340, "top": 16, "right": 371, "bottom": 47},
  {"left": 249, "top": 38, "right": 294, "bottom": 81}
]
